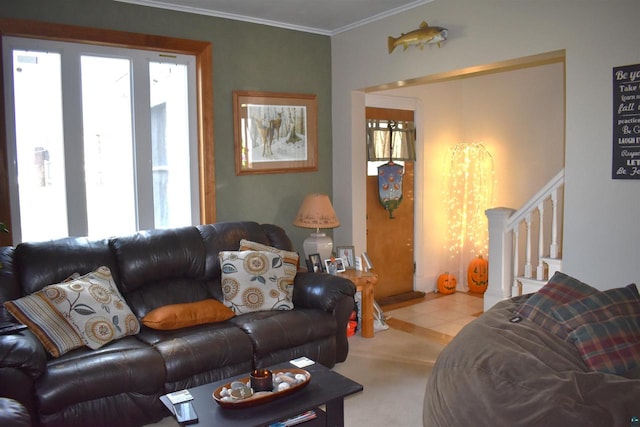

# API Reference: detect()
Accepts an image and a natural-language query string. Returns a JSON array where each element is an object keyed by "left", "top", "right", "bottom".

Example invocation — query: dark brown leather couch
[{"left": 0, "top": 221, "right": 356, "bottom": 427}]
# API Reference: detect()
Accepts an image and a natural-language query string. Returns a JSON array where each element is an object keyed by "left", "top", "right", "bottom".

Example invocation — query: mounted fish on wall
[{"left": 388, "top": 21, "right": 448, "bottom": 53}]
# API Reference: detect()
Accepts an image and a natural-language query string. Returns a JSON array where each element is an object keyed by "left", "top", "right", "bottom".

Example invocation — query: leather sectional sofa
[{"left": 0, "top": 221, "right": 356, "bottom": 427}]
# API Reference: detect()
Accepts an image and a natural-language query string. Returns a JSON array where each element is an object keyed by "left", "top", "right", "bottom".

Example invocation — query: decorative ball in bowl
[{"left": 213, "top": 368, "right": 311, "bottom": 408}]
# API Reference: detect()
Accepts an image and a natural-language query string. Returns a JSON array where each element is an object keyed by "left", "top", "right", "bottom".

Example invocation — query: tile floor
[{"left": 383, "top": 292, "right": 484, "bottom": 338}]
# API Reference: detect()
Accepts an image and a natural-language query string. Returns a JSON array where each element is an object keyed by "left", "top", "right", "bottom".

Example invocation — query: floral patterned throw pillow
[
  {"left": 219, "top": 250, "right": 294, "bottom": 314},
  {"left": 42, "top": 266, "right": 139, "bottom": 350},
  {"left": 5, "top": 266, "right": 139, "bottom": 355}
]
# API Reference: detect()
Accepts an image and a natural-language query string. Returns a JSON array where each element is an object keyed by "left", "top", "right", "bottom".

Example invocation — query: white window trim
[{"left": 2, "top": 36, "right": 200, "bottom": 241}]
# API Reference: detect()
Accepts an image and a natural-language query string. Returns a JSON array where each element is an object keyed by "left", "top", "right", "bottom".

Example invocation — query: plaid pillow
[
  {"left": 550, "top": 284, "right": 640, "bottom": 375},
  {"left": 514, "top": 272, "right": 598, "bottom": 337},
  {"left": 566, "top": 317, "right": 640, "bottom": 375},
  {"left": 551, "top": 284, "right": 639, "bottom": 331}
]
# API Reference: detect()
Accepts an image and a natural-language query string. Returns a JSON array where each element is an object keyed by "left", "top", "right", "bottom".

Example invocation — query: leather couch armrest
[
  {"left": 293, "top": 272, "right": 356, "bottom": 363},
  {"left": 0, "top": 330, "right": 47, "bottom": 379},
  {"left": 292, "top": 272, "right": 356, "bottom": 312}
]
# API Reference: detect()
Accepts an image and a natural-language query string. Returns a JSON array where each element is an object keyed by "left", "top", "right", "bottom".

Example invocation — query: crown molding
[
  {"left": 113, "top": 0, "right": 433, "bottom": 36},
  {"left": 331, "top": 0, "right": 433, "bottom": 35}
]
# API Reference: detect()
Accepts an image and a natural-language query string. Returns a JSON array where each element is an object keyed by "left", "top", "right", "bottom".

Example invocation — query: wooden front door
[{"left": 365, "top": 107, "right": 415, "bottom": 300}]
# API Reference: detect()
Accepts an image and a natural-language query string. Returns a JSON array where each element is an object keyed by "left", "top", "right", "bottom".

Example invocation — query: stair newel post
[
  {"left": 485, "top": 207, "right": 516, "bottom": 311},
  {"left": 536, "top": 202, "right": 545, "bottom": 280}
]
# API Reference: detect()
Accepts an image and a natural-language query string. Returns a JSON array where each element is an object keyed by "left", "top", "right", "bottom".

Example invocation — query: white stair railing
[{"left": 484, "top": 169, "right": 564, "bottom": 311}]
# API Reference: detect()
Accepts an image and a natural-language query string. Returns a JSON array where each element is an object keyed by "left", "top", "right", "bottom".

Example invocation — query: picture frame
[
  {"left": 336, "top": 246, "right": 356, "bottom": 269},
  {"left": 305, "top": 259, "right": 314, "bottom": 272},
  {"left": 233, "top": 90, "right": 318, "bottom": 175},
  {"left": 362, "top": 252, "right": 373, "bottom": 270},
  {"left": 309, "top": 253, "right": 323, "bottom": 273},
  {"left": 324, "top": 257, "right": 347, "bottom": 274}
]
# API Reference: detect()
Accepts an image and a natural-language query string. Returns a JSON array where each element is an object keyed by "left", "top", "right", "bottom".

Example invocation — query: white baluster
[
  {"left": 513, "top": 228, "right": 520, "bottom": 296},
  {"left": 550, "top": 188, "right": 559, "bottom": 258},
  {"left": 524, "top": 214, "right": 533, "bottom": 278},
  {"left": 536, "top": 202, "right": 545, "bottom": 280}
]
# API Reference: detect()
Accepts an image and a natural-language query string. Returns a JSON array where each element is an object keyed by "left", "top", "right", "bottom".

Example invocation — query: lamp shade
[
  {"left": 293, "top": 194, "right": 340, "bottom": 230},
  {"left": 293, "top": 194, "right": 340, "bottom": 262}
]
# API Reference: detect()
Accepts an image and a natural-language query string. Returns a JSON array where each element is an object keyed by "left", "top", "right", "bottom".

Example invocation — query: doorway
[
  {"left": 365, "top": 107, "right": 421, "bottom": 303},
  {"left": 358, "top": 54, "right": 565, "bottom": 299}
]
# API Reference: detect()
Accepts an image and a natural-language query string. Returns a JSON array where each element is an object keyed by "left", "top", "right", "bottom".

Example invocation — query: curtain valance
[{"left": 366, "top": 119, "right": 416, "bottom": 161}]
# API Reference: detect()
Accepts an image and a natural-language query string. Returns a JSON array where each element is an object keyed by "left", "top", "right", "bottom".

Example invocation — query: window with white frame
[{"left": 2, "top": 37, "right": 199, "bottom": 243}]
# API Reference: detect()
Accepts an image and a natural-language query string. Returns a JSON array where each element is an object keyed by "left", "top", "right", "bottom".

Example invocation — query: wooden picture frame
[
  {"left": 336, "top": 246, "right": 355, "bottom": 269},
  {"left": 233, "top": 90, "right": 318, "bottom": 175}
]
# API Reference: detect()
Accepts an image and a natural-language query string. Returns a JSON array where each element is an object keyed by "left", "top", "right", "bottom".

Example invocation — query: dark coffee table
[{"left": 161, "top": 361, "right": 363, "bottom": 426}]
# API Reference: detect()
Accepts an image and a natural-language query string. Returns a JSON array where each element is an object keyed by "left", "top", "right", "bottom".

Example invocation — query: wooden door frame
[
  {"left": 365, "top": 93, "right": 426, "bottom": 293},
  {"left": 365, "top": 106, "right": 416, "bottom": 299},
  {"left": 0, "top": 18, "right": 215, "bottom": 246}
]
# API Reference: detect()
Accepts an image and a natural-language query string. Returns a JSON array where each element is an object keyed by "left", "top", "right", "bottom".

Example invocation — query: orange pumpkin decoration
[
  {"left": 468, "top": 255, "right": 488, "bottom": 293},
  {"left": 437, "top": 272, "right": 457, "bottom": 295}
]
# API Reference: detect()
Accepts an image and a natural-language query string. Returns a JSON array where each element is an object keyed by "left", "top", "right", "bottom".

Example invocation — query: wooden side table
[{"left": 337, "top": 270, "right": 378, "bottom": 338}]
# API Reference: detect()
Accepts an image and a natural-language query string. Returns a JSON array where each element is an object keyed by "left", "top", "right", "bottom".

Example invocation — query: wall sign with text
[{"left": 613, "top": 63, "right": 640, "bottom": 179}]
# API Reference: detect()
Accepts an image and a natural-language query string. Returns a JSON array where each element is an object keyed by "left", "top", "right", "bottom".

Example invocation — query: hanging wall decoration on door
[
  {"left": 378, "top": 161, "right": 403, "bottom": 218},
  {"left": 367, "top": 119, "right": 416, "bottom": 219}
]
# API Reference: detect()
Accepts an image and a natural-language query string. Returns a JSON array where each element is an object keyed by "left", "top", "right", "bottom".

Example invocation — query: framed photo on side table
[
  {"left": 305, "top": 259, "right": 314, "bottom": 272},
  {"left": 233, "top": 91, "right": 318, "bottom": 175},
  {"left": 324, "top": 258, "right": 346, "bottom": 274},
  {"left": 362, "top": 252, "right": 373, "bottom": 271},
  {"left": 309, "top": 253, "right": 323, "bottom": 272},
  {"left": 336, "top": 246, "right": 355, "bottom": 269}
]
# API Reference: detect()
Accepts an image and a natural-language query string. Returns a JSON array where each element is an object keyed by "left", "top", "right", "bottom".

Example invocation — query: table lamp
[{"left": 293, "top": 193, "right": 340, "bottom": 261}]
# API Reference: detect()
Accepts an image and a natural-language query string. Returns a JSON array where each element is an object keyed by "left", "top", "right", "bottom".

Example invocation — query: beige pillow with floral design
[
  {"left": 239, "top": 239, "right": 299, "bottom": 286},
  {"left": 219, "top": 250, "right": 294, "bottom": 314},
  {"left": 42, "top": 266, "right": 140, "bottom": 349}
]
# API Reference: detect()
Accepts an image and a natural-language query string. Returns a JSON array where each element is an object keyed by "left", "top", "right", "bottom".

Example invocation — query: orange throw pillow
[{"left": 142, "top": 299, "right": 235, "bottom": 330}]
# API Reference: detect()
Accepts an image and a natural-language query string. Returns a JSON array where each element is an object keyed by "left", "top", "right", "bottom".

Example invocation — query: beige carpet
[
  {"left": 334, "top": 327, "right": 445, "bottom": 427},
  {"left": 146, "top": 327, "right": 444, "bottom": 427}
]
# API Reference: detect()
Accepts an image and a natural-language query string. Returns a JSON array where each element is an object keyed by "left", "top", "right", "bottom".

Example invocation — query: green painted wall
[{"left": 0, "top": 0, "right": 332, "bottom": 255}]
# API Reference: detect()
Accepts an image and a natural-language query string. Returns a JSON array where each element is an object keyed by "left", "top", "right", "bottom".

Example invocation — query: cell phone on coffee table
[{"left": 173, "top": 401, "right": 198, "bottom": 425}]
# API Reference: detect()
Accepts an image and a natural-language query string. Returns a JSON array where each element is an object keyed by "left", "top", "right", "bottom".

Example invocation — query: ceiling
[{"left": 115, "top": 0, "right": 433, "bottom": 35}]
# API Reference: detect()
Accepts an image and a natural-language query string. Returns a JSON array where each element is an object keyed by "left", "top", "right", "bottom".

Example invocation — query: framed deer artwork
[{"left": 233, "top": 91, "right": 318, "bottom": 175}]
